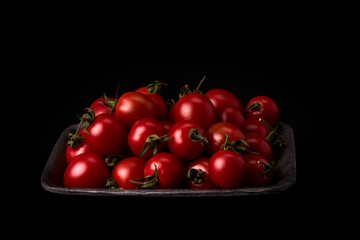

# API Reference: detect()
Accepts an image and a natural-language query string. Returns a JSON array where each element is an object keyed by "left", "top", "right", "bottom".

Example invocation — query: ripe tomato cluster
[{"left": 63, "top": 77, "right": 283, "bottom": 190}]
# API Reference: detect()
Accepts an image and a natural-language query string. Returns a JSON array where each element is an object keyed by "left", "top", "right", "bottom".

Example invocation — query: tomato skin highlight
[
  {"left": 208, "top": 150, "right": 246, "bottom": 189},
  {"left": 115, "top": 92, "right": 159, "bottom": 128},
  {"left": 245, "top": 96, "right": 279, "bottom": 126},
  {"left": 83, "top": 113, "right": 127, "bottom": 156},
  {"left": 173, "top": 93, "right": 216, "bottom": 131},
  {"left": 144, "top": 152, "right": 185, "bottom": 189},
  {"left": 63, "top": 152, "right": 110, "bottom": 188},
  {"left": 111, "top": 157, "right": 147, "bottom": 189},
  {"left": 167, "top": 120, "right": 207, "bottom": 161}
]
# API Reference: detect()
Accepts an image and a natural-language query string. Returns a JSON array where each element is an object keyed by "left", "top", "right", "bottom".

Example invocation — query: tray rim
[{"left": 41, "top": 122, "right": 296, "bottom": 197}]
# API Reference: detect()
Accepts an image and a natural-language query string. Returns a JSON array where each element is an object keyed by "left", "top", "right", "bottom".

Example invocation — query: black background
[{"left": 16, "top": 41, "right": 341, "bottom": 231}]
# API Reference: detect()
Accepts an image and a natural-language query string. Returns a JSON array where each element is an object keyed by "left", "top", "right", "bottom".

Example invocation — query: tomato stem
[
  {"left": 130, "top": 164, "right": 158, "bottom": 188},
  {"left": 147, "top": 80, "right": 167, "bottom": 94},
  {"left": 187, "top": 168, "right": 207, "bottom": 184},
  {"left": 67, "top": 108, "right": 95, "bottom": 148},
  {"left": 246, "top": 101, "right": 263, "bottom": 113},
  {"left": 259, "top": 118, "right": 285, "bottom": 148},
  {"left": 138, "top": 134, "right": 172, "bottom": 159},
  {"left": 188, "top": 128, "right": 208, "bottom": 146},
  {"left": 258, "top": 161, "right": 276, "bottom": 178},
  {"left": 194, "top": 76, "right": 206, "bottom": 93}
]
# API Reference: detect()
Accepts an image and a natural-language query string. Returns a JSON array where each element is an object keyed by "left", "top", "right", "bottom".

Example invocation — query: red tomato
[
  {"left": 115, "top": 92, "right": 159, "bottom": 128},
  {"left": 167, "top": 120, "right": 207, "bottom": 161},
  {"left": 243, "top": 154, "right": 275, "bottom": 187},
  {"left": 205, "top": 88, "right": 244, "bottom": 114},
  {"left": 83, "top": 113, "right": 127, "bottom": 156},
  {"left": 63, "top": 152, "right": 110, "bottom": 188},
  {"left": 135, "top": 87, "right": 169, "bottom": 121},
  {"left": 127, "top": 118, "right": 167, "bottom": 159},
  {"left": 245, "top": 133, "right": 273, "bottom": 161},
  {"left": 65, "top": 128, "right": 92, "bottom": 163},
  {"left": 186, "top": 157, "right": 217, "bottom": 189},
  {"left": 206, "top": 122, "right": 245, "bottom": 155},
  {"left": 173, "top": 93, "right": 216, "bottom": 131},
  {"left": 245, "top": 96, "right": 279, "bottom": 126},
  {"left": 142, "top": 152, "right": 185, "bottom": 189},
  {"left": 111, "top": 157, "right": 147, "bottom": 189},
  {"left": 243, "top": 119, "right": 270, "bottom": 138},
  {"left": 216, "top": 106, "right": 245, "bottom": 128},
  {"left": 208, "top": 150, "right": 246, "bottom": 188},
  {"left": 89, "top": 96, "right": 115, "bottom": 117}
]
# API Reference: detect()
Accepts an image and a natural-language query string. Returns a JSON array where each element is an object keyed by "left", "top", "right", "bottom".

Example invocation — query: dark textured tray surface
[{"left": 41, "top": 122, "right": 296, "bottom": 197}]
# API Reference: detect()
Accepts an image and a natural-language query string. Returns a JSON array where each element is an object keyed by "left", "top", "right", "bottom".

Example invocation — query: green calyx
[
  {"left": 221, "top": 134, "right": 259, "bottom": 155},
  {"left": 146, "top": 80, "right": 168, "bottom": 94},
  {"left": 179, "top": 76, "right": 206, "bottom": 99},
  {"left": 258, "top": 118, "right": 285, "bottom": 148},
  {"left": 105, "top": 177, "right": 118, "bottom": 189},
  {"left": 258, "top": 161, "right": 276, "bottom": 178},
  {"left": 138, "top": 134, "right": 172, "bottom": 159},
  {"left": 104, "top": 154, "right": 124, "bottom": 168},
  {"left": 67, "top": 108, "right": 95, "bottom": 148},
  {"left": 188, "top": 128, "right": 208, "bottom": 146},
  {"left": 130, "top": 164, "right": 158, "bottom": 188},
  {"left": 187, "top": 168, "right": 207, "bottom": 184},
  {"left": 246, "top": 101, "right": 263, "bottom": 113}
]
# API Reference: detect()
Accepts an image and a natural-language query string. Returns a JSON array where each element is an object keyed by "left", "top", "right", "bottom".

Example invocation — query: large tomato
[
  {"left": 115, "top": 92, "right": 159, "bottom": 128},
  {"left": 186, "top": 157, "right": 217, "bottom": 189},
  {"left": 131, "top": 152, "right": 185, "bottom": 189},
  {"left": 172, "top": 93, "right": 216, "bottom": 131},
  {"left": 208, "top": 150, "right": 246, "bottom": 189},
  {"left": 111, "top": 157, "right": 147, "bottom": 189},
  {"left": 245, "top": 96, "right": 279, "bottom": 126},
  {"left": 63, "top": 152, "right": 110, "bottom": 188},
  {"left": 205, "top": 88, "right": 244, "bottom": 114},
  {"left": 206, "top": 122, "right": 245, "bottom": 155},
  {"left": 127, "top": 118, "right": 167, "bottom": 159},
  {"left": 167, "top": 120, "right": 207, "bottom": 161},
  {"left": 83, "top": 113, "right": 127, "bottom": 156}
]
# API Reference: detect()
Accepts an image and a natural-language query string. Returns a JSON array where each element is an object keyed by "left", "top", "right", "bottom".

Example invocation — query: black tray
[{"left": 41, "top": 122, "right": 296, "bottom": 197}]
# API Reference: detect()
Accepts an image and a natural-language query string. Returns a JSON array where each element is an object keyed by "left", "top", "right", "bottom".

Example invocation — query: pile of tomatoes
[{"left": 63, "top": 77, "right": 282, "bottom": 190}]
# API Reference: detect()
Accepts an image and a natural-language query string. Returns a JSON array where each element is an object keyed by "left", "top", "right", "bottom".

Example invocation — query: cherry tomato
[
  {"left": 186, "top": 157, "right": 217, "bottom": 189},
  {"left": 216, "top": 106, "right": 245, "bottom": 128},
  {"left": 89, "top": 96, "right": 115, "bottom": 117},
  {"left": 143, "top": 152, "right": 185, "bottom": 189},
  {"left": 160, "top": 121, "right": 174, "bottom": 133},
  {"left": 83, "top": 113, "right": 127, "bottom": 156},
  {"left": 243, "top": 154, "right": 275, "bottom": 187},
  {"left": 206, "top": 122, "right": 245, "bottom": 155},
  {"left": 127, "top": 118, "right": 167, "bottom": 159},
  {"left": 208, "top": 150, "right": 246, "bottom": 188},
  {"left": 63, "top": 152, "right": 110, "bottom": 188},
  {"left": 65, "top": 128, "right": 92, "bottom": 163},
  {"left": 245, "top": 96, "right": 279, "bottom": 126},
  {"left": 205, "top": 88, "right": 244, "bottom": 114},
  {"left": 245, "top": 132, "right": 273, "bottom": 161},
  {"left": 111, "top": 157, "right": 147, "bottom": 189},
  {"left": 243, "top": 119, "right": 270, "bottom": 138},
  {"left": 173, "top": 93, "right": 216, "bottom": 131},
  {"left": 167, "top": 120, "right": 207, "bottom": 161},
  {"left": 115, "top": 92, "right": 159, "bottom": 128},
  {"left": 135, "top": 87, "right": 169, "bottom": 121}
]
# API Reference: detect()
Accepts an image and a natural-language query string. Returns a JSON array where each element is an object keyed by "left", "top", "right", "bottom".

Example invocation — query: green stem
[
  {"left": 130, "top": 164, "right": 158, "bottom": 188},
  {"left": 194, "top": 76, "right": 206, "bottom": 93}
]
